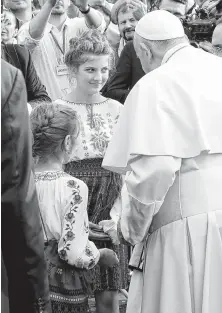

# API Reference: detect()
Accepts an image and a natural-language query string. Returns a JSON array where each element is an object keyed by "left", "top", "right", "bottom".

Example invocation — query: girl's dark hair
[
  {"left": 65, "top": 29, "right": 114, "bottom": 71},
  {"left": 30, "top": 102, "right": 79, "bottom": 159}
]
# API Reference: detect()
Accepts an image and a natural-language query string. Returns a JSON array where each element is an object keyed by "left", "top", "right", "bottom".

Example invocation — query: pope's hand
[
  {"left": 99, "top": 220, "right": 120, "bottom": 245},
  {"left": 71, "top": 0, "right": 89, "bottom": 11},
  {"left": 99, "top": 248, "right": 119, "bottom": 267}
]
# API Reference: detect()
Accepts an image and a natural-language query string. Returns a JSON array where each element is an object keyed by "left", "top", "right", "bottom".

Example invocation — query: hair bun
[{"left": 65, "top": 30, "right": 114, "bottom": 71}]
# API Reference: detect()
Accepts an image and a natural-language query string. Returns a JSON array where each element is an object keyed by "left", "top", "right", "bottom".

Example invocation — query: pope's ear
[{"left": 140, "top": 42, "right": 152, "bottom": 59}]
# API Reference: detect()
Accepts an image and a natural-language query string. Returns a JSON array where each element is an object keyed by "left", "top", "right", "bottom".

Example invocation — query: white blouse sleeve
[
  {"left": 121, "top": 155, "right": 181, "bottom": 245},
  {"left": 58, "top": 179, "right": 100, "bottom": 269}
]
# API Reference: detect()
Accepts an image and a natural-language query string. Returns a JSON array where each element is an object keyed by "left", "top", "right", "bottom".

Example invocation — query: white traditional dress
[
  {"left": 103, "top": 44, "right": 222, "bottom": 313},
  {"left": 35, "top": 170, "right": 100, "bottom": 312}
]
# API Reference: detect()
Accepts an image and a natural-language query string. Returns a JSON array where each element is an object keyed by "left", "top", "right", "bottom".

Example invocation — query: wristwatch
[{"left": 79, "top": 4, "right": 91, "bottom": 14}]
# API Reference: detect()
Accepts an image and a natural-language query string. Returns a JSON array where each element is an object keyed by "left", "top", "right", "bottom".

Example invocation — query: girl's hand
[{"left": 89, "top": 221, "right": 103, "bottom": 231}]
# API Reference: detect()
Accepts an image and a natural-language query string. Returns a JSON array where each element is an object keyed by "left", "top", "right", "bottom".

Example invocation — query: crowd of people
[{"left": 1, "top": 0, "right": 222, "bottom": 313}]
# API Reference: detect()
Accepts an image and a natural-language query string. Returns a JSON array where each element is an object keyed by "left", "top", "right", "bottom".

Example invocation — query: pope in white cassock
[{"left": 102, "top": 10, "right": 222, "bottom": 313}]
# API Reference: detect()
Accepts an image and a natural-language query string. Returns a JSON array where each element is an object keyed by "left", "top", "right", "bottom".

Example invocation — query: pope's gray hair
[{"left": 141, "top": 36, "right": 187, "bottom": 51}]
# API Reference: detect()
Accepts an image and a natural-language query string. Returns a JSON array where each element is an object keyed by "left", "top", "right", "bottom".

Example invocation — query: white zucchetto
[{"left": 135, "top": 10, "right": 185, "bottom": 40}]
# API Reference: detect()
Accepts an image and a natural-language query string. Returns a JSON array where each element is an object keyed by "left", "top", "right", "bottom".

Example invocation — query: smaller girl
[{"left": 31, "top": 102, "right": 118, "bottom": 313}]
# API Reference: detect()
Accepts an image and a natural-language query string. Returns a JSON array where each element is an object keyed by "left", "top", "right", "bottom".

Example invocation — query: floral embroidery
[
  {"left": 90, "top": 132, "right": 109, "bottom": 154},
  {"left": 67, "top": 180, "right": 78, "bottom": 188},
  {"left": 88, "top": 258, "right": 96, "bottom": 268},
  {"left": 63, "top": 99, "right": 121, "bottom": 161},
  {"left": 65, "top": 212, "right": 74, "bottom": 222},
  {"left": 58, "top": 181, "right": 83, "bottom": 262},
  {"left": 115, "top": 115, "right": 120, "bottom": 124},
  {"left": 76, "top": 257, "right": 84, "bottom": 268},
  {"left": 85, "top": 246, "right": 96, "bottom": 268},
  {"left": 85, "top": 245, "right": 94, "bottom": 257},
  {"left": 84, "top": 220, "right": 89, "bottom": 234},
  {"left": 86, "top": 111, "right": 106, "bottom": 131}
]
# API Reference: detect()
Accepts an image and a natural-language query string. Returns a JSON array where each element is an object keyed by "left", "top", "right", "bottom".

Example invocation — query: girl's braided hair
[{"left": 30, "top": 102, "right": 79, "bottom": 159}]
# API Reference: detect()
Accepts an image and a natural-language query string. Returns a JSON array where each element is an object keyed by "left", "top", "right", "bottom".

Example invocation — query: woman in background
[{"left": 1, "top": 10, "right": 18, "bottom": 44}]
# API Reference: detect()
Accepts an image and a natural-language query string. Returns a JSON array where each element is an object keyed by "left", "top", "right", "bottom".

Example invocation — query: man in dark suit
[
  {"left": 101, "top": 0, "right": 146, "bottom": 103},
  {"left": 102, "top": 40, "right": 145, "bottom": 103},
  {"left": 1, "top": 43, "right": 51, "bottom": 106},
  {"left": 1, "top": 60, "right": 51, "bottom": 313}
]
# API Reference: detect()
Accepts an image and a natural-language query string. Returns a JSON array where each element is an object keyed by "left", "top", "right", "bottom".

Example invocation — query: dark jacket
[
  {"left": 1, "top": 43, "right": 51, "bottom": 105},
  {"left": 102, "top": 41, "right": 145, "bottom": 104},
  {"left": 1, "top": 60, "right": 51, "bottom": 313}
]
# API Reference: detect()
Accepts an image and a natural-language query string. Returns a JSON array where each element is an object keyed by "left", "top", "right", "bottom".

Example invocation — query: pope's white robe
[{"left": 103, "top": 44, "right": 222, "bottom": 313}]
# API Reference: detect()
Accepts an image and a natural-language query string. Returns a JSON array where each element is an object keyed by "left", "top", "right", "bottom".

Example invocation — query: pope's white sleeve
[{"left": 121, "top": 155, "right": 181, "bottom": 245}]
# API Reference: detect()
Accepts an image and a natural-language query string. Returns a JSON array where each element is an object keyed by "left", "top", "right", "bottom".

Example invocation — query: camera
[
  {"left": 181, "top": 0, "right": 222, "bottom": 43},
  {"left": 182, "top": 15, "right": 216, "bottom": 43}
]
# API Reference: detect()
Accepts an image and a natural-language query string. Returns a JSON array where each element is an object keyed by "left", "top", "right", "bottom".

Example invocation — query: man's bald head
[{"left": 212, "top": 17, "right": 222, "bottom": 47}]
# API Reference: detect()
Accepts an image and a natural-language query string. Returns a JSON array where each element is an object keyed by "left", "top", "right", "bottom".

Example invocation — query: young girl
[
  {"left": 30, "top": 102, "right": 118, "bottom": 313},
  {"left": 55, "top": 30, "right": 129, "bottom": 313}
]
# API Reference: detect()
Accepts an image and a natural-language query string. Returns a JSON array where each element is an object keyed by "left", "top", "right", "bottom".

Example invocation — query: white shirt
[
  {"left": 18, "top": 16, "right": 106, "bottom": 100},
  {"left": 55, "top": 98, "right": 122, "bottom": 161}
]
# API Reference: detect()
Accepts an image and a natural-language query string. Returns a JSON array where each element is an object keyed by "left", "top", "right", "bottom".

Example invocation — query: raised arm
[
  {"left": 29, "top": 0, "right": 57, "bottom": 40},
  {"left": 25, "top": 47, "right": 52, "bottom": 104},
  {"left": 72, "top": 0, "right": 104, "bottom": 28}
]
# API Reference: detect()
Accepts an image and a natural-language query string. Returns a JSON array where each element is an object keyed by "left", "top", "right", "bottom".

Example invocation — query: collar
[
  {"left": 118, "top": 37, "right": 126, "bottom": 57},
  {"left": 49, "top": 16, "right": 70, "bottom": 33},
  {"left": 162, "top": 43, "right": 190, "bottom": 65}
]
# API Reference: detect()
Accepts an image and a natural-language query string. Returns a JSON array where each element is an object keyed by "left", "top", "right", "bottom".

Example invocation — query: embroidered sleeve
[{"left": 58, "top": 179, "right": 100, "bottom": 269}]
